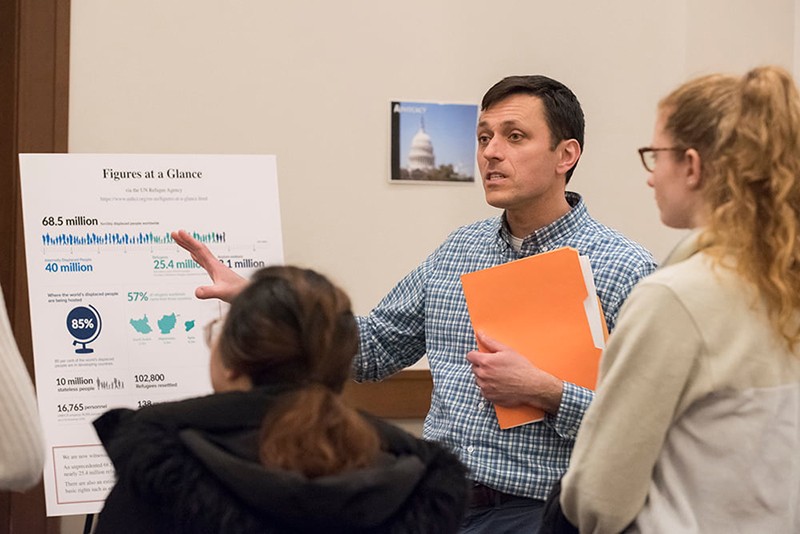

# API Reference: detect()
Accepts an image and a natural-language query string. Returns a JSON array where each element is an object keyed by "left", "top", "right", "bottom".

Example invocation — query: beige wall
[{"left": 68, "top": 0, "right": 794, "bottom": 317}]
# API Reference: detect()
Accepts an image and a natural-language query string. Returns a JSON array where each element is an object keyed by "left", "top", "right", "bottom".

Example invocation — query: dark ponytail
[
  {"left": 216, "top": 266, "right": 380, "bottom": 477},
  {"left": 259, "top": 385, "right": 380, "bottom": 477}
]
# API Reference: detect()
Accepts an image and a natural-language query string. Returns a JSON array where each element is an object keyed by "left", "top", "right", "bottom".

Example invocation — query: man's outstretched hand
[{"left": 171, "top": 229, "right": 248, "bottom": 303}]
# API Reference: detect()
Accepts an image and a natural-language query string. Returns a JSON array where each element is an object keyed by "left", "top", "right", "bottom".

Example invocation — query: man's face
[{"left": 476, "top": 94, "right": 568, "bottom": 216}]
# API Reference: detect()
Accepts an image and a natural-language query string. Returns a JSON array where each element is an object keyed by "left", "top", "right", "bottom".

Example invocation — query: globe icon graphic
[{"left": 66, "top": 305, "right": 102, "bottom": 354}]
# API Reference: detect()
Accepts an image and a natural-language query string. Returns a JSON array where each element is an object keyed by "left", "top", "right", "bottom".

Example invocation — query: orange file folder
[{"left": 460, "top": 247, "right": 607, "bottom": 429}]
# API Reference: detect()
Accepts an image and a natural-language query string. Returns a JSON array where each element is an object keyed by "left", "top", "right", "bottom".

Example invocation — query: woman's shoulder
[{"left": 636, "top": 252, "right": 737, "bottom": 304}]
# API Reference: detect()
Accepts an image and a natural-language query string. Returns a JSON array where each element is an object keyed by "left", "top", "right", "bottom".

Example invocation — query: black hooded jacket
[{"left": 93, "top": 386, "right": 469, "bottom": 534}]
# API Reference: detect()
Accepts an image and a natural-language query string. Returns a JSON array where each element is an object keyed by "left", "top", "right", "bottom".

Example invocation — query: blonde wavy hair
[{"left": 660, "top": 66, "right": 800, "bottom": 348}]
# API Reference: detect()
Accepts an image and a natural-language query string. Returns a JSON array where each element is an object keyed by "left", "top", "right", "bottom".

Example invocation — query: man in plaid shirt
[{"left": 172, "top": 75, "right": 655, "bottom": 533}]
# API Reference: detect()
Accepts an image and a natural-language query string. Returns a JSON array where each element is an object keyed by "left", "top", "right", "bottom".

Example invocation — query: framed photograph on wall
[{"left": 390, "top": 101, "right": 478, "bottom": 183}]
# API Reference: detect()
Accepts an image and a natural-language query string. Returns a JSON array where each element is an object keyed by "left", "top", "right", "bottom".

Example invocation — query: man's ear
[
  {"left": 556, "top": 139, "right": 581, "bottom": 175},
  {"left": 685, "top": 148, "right": 702, "bottom": 189}
]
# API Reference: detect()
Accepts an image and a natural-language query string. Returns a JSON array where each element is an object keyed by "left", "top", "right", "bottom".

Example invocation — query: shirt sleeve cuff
[{"left": 545, "top": 382, "right": 594, "bottom": 439}]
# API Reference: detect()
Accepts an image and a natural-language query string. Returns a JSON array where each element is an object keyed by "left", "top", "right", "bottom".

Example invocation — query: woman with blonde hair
[
  {"left": 93, "top": 266, "right": 468, "bottom": 533},
  {"left": 541, "top": 66, "right": 800, "bottom": 533}
]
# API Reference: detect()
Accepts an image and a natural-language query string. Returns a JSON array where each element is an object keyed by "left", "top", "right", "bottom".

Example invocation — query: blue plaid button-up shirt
[{"left": 355, "top": 192, "right": 657, "bottom": 500}]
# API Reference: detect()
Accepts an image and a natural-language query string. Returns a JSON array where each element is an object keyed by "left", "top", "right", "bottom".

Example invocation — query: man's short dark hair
[{"left": 481, "top": 75, "right": 585, "bottom": 182}]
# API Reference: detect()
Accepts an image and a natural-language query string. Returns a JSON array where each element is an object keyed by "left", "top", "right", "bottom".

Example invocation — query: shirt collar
[
  {"left": 661, "top": 228, "right": 703, "bottom": 267},
  {"left": 497, "top": 191, "right": 588, "bottom": 253}
]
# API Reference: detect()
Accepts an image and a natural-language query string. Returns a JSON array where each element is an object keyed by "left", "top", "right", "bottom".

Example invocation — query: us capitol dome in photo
[{"left": 408, "top": 118, "right": 435, "bottom": 171}]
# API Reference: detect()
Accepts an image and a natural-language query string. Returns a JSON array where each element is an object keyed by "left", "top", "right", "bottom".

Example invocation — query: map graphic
[
  {"left": 157, "top": 313, "right": 176, "bottom": 334},
  {"left": 129, "top": 315, "right": 153, "bottom": 334},
  {"left": 129, "top": 314, "right": 196, "bottom": 335}
]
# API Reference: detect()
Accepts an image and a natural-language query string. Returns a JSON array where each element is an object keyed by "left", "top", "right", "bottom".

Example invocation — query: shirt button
[{"left": 467, "top": 446, "right": 474, "bottom": 454}]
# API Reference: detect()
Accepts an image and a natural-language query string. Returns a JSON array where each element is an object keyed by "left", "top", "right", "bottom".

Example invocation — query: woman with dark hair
[{"left": 93, "top": 266, "right": 468, "bottom": 534}]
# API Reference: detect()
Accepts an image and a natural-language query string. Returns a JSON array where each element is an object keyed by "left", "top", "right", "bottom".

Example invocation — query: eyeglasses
[
  {"left": 203, "top": 317, "right": 224, "bottom": 348},
  {"left": 637, "top": 146, "right": 687, "bottom": 173}
]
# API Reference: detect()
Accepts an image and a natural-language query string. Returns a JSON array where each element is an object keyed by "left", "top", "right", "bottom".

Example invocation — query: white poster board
[{"left": 19, "top": 154, "right": 283, "bottom": 516}]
